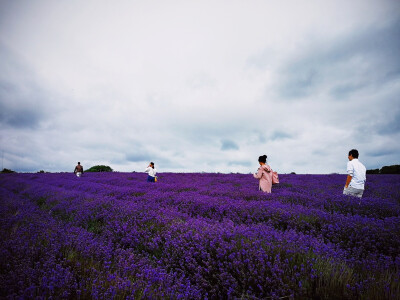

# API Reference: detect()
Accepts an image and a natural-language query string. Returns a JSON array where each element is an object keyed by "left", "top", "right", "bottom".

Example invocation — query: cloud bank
[{"left": 1, "top": 0, "right": 399, "bottom": 174}]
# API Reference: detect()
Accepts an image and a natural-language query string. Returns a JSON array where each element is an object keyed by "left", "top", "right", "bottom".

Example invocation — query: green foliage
[
  {"left": 1, "top": 168, "right": 16, "bottom": 173},
  {"left": 381, "top": 165, "right": 400, "bottom": 174},
  {"left": 85, "top": 165, "right": 113, "bottom": 172},
  {"left": 36, "top": 197, "right": 47, "bottom": 208},
  {"left": 86, "top": 217, "right": 105, "bottom": 234},
  {"left": 367, "top": 164, "right": 400, "bottom": 174}
]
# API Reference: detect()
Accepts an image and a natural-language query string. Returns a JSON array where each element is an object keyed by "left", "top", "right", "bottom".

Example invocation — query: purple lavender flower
[{"left": 0, "top": 172, "right": 399, "bottom": 298}]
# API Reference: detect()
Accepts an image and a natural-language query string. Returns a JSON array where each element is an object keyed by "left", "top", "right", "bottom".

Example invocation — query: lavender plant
[{"left": 1, "top": 172, "right": 399, "bottom": 299}]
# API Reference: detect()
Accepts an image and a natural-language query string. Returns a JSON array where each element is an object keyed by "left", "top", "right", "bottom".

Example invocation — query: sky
[{"left": 0, "top": 0, "right": 399, "bottom": 174}]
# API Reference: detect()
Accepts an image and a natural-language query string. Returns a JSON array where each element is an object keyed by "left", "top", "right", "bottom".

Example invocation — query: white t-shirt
[
  {"left": 145, "top": 167, "right": 157, "bottom": 177},
  {"left": 347, "top": 159, "right": 366, "bottom": 189}
]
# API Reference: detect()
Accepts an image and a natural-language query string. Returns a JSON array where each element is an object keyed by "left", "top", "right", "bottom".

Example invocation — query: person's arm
[
  {"left": 345, "top": 175, "right": 352, "bottom": 188},
  {"left": 145, "top": 167, "right": 150, "bottom": 173},
  {"left": 345, "top": 161, "right": 354, "bottom": 188},
  {"left": 253, "top": 168, "right": 263, "bottom": 179}
]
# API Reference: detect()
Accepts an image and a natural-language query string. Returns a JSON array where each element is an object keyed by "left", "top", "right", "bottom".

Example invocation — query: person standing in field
[
  {"left": 74, "top": 162, "right": 84, "bottom": 177},
  {"left": 145, "top": 162, "right": 157, "bottom": 182},
  {"left": 253, "top": 154, "right": 273, "bottom": 193},
  {"left": 343, "top": 149, "right": 366, "bottom": 198}
]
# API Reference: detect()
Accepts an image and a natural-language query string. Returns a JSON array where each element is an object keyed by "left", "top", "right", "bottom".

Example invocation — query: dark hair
[
  {"left": 150, "top": 162, "right": 155, "bottom": 169},
  {"left": 78, "top": 162, "right": 80, "bottom": 164},
  {"left": 258, "top": 155, "right": 267, "bottom": 163},
  {"left": 348, "top": 149, "right": 359, "bottom": 158}
]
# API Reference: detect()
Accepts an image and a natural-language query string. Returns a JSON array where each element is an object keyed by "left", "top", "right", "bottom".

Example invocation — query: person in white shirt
[
  {"left": 343, "top": 149, "right": 366, "bottom": 198},
  {"left": 145, "top": 162, "right": 157, "bottom": 182}
]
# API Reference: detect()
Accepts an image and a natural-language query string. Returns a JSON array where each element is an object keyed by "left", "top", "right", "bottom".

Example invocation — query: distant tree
[
  {"left": 1, "top": 168, "right": 16, "bottom": 173},
  {"left": 380, "top": 165, "right": 400, "bottom": 174},
  {"left": 366, "top": 169, "right": 380, "bottom": 174},
  {"left": 38, "top": 170, "right": 45, "bottom": 173},
  {"left": 290, "top": 172, "right": 296, "bottom": 175},
  {"left": 366, "top": 165, "right": 400, "bottom": 174},
  {"left": 86, "top": 165, "right": 113, "bottom": 172}
]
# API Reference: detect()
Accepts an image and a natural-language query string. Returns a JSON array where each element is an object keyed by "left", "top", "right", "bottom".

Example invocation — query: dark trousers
[{"left": 147, "top": 175, "right": 155, "bottom": 182}]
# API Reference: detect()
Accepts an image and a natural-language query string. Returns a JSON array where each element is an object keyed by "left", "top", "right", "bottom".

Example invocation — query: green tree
[
  {"left": 1, "top": 168, "right": 16, "bottom": 173},
  {"left": 366, "top": 169, "right": 380, "bottom": 174},
  {"left": 380, "top": 165, "right": 400, "bottom": 174},
  {"left": 366, "top": 165, "right": 400, "bottom": 174},
  {"left": 85, "top": 165, "right": 113, "bottom": 172}
]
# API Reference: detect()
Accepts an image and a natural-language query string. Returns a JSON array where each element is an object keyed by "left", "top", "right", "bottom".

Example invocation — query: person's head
[
  {"left": 149, "top": 162, "right": 154, "bottom": 168},
  {"left": 78, "top": 162, "right": 81, "bottom": 165},
  {"left": 348, "top": 149, "right": 359, "bottom": 161},
  {"left": 258, "top": 155, "right": 267, "bottom": 165}
]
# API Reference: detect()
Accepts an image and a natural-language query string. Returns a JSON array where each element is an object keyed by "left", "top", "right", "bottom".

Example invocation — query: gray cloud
[
  {"left": 353, "top": 104, "right": 400, "bottom": 138},
  {"left": 269, "top": 131, "right": 293, "bottom": 141},
  {"left": 276, "top": 19, "right": 400, "bottom": 100},
  {"left": 366, "top": 148, "right": 398, "bottom": 158},
  {"left": 125, "top": 153, "right": 151, "bottom": 162},
  {"left": 221, "top": 139, "right": 239, "bottom": 151},
  {"left": 0, "top": 44, "right": 54, "bottom": 129},
  {"left": 228, "top": 160, "right": 251, "bottom": 167},
  {"left": 125, "top": 149, "right": 176, "bottom": 169},
  {"left": 1, "top": 1, "right": 399, "bottom": 174},
  {"left": 279, "top": 69, "right": 320, "bottom": 99},
  {"left": 0, "top": 100, "right": 43, "bottom": 128},
  {"left": 329, "top": 82, "right": 368, "bottom": 100},
  {"left": 376, "top": 111, "right": 400, "bottom": 135}
]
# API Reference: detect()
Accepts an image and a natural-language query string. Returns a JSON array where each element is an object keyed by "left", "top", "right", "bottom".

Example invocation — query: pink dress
[{"left": 253, "top": 164, "right": 273, "bottom": 193}]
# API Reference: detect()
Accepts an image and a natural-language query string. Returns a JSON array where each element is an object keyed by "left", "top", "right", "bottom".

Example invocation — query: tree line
[{"left": 367, "top": 164, "right": 400, "bottom": 174}]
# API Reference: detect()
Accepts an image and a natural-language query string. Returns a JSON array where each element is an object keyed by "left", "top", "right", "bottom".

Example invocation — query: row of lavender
[{"left": 1, "top": 172, "right": 399, "bottom": 299}]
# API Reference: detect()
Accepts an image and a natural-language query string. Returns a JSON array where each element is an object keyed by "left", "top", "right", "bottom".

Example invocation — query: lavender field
[{"left": 1, "top": 172, "right": 399, "bottom": 299}]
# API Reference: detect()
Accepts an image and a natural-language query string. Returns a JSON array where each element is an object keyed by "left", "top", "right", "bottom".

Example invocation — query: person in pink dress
[{"left": 253, "top": 154, "right": 273, "bottom": 193}]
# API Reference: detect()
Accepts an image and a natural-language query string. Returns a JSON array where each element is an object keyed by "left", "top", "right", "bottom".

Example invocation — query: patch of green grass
[
  {"left": 52, "top": 208, "right": 76, "bottom": 222},
  {"left": 131, "top": 192, "right": 146, "bottom": 197},
  {"left": 86, "top": 218, "right": 105, "bottom": 234}
]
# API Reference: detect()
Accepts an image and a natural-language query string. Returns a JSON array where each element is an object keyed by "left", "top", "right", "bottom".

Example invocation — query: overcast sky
[{"left": 1, "top": 0, "right": 399, "bottom": 174}]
